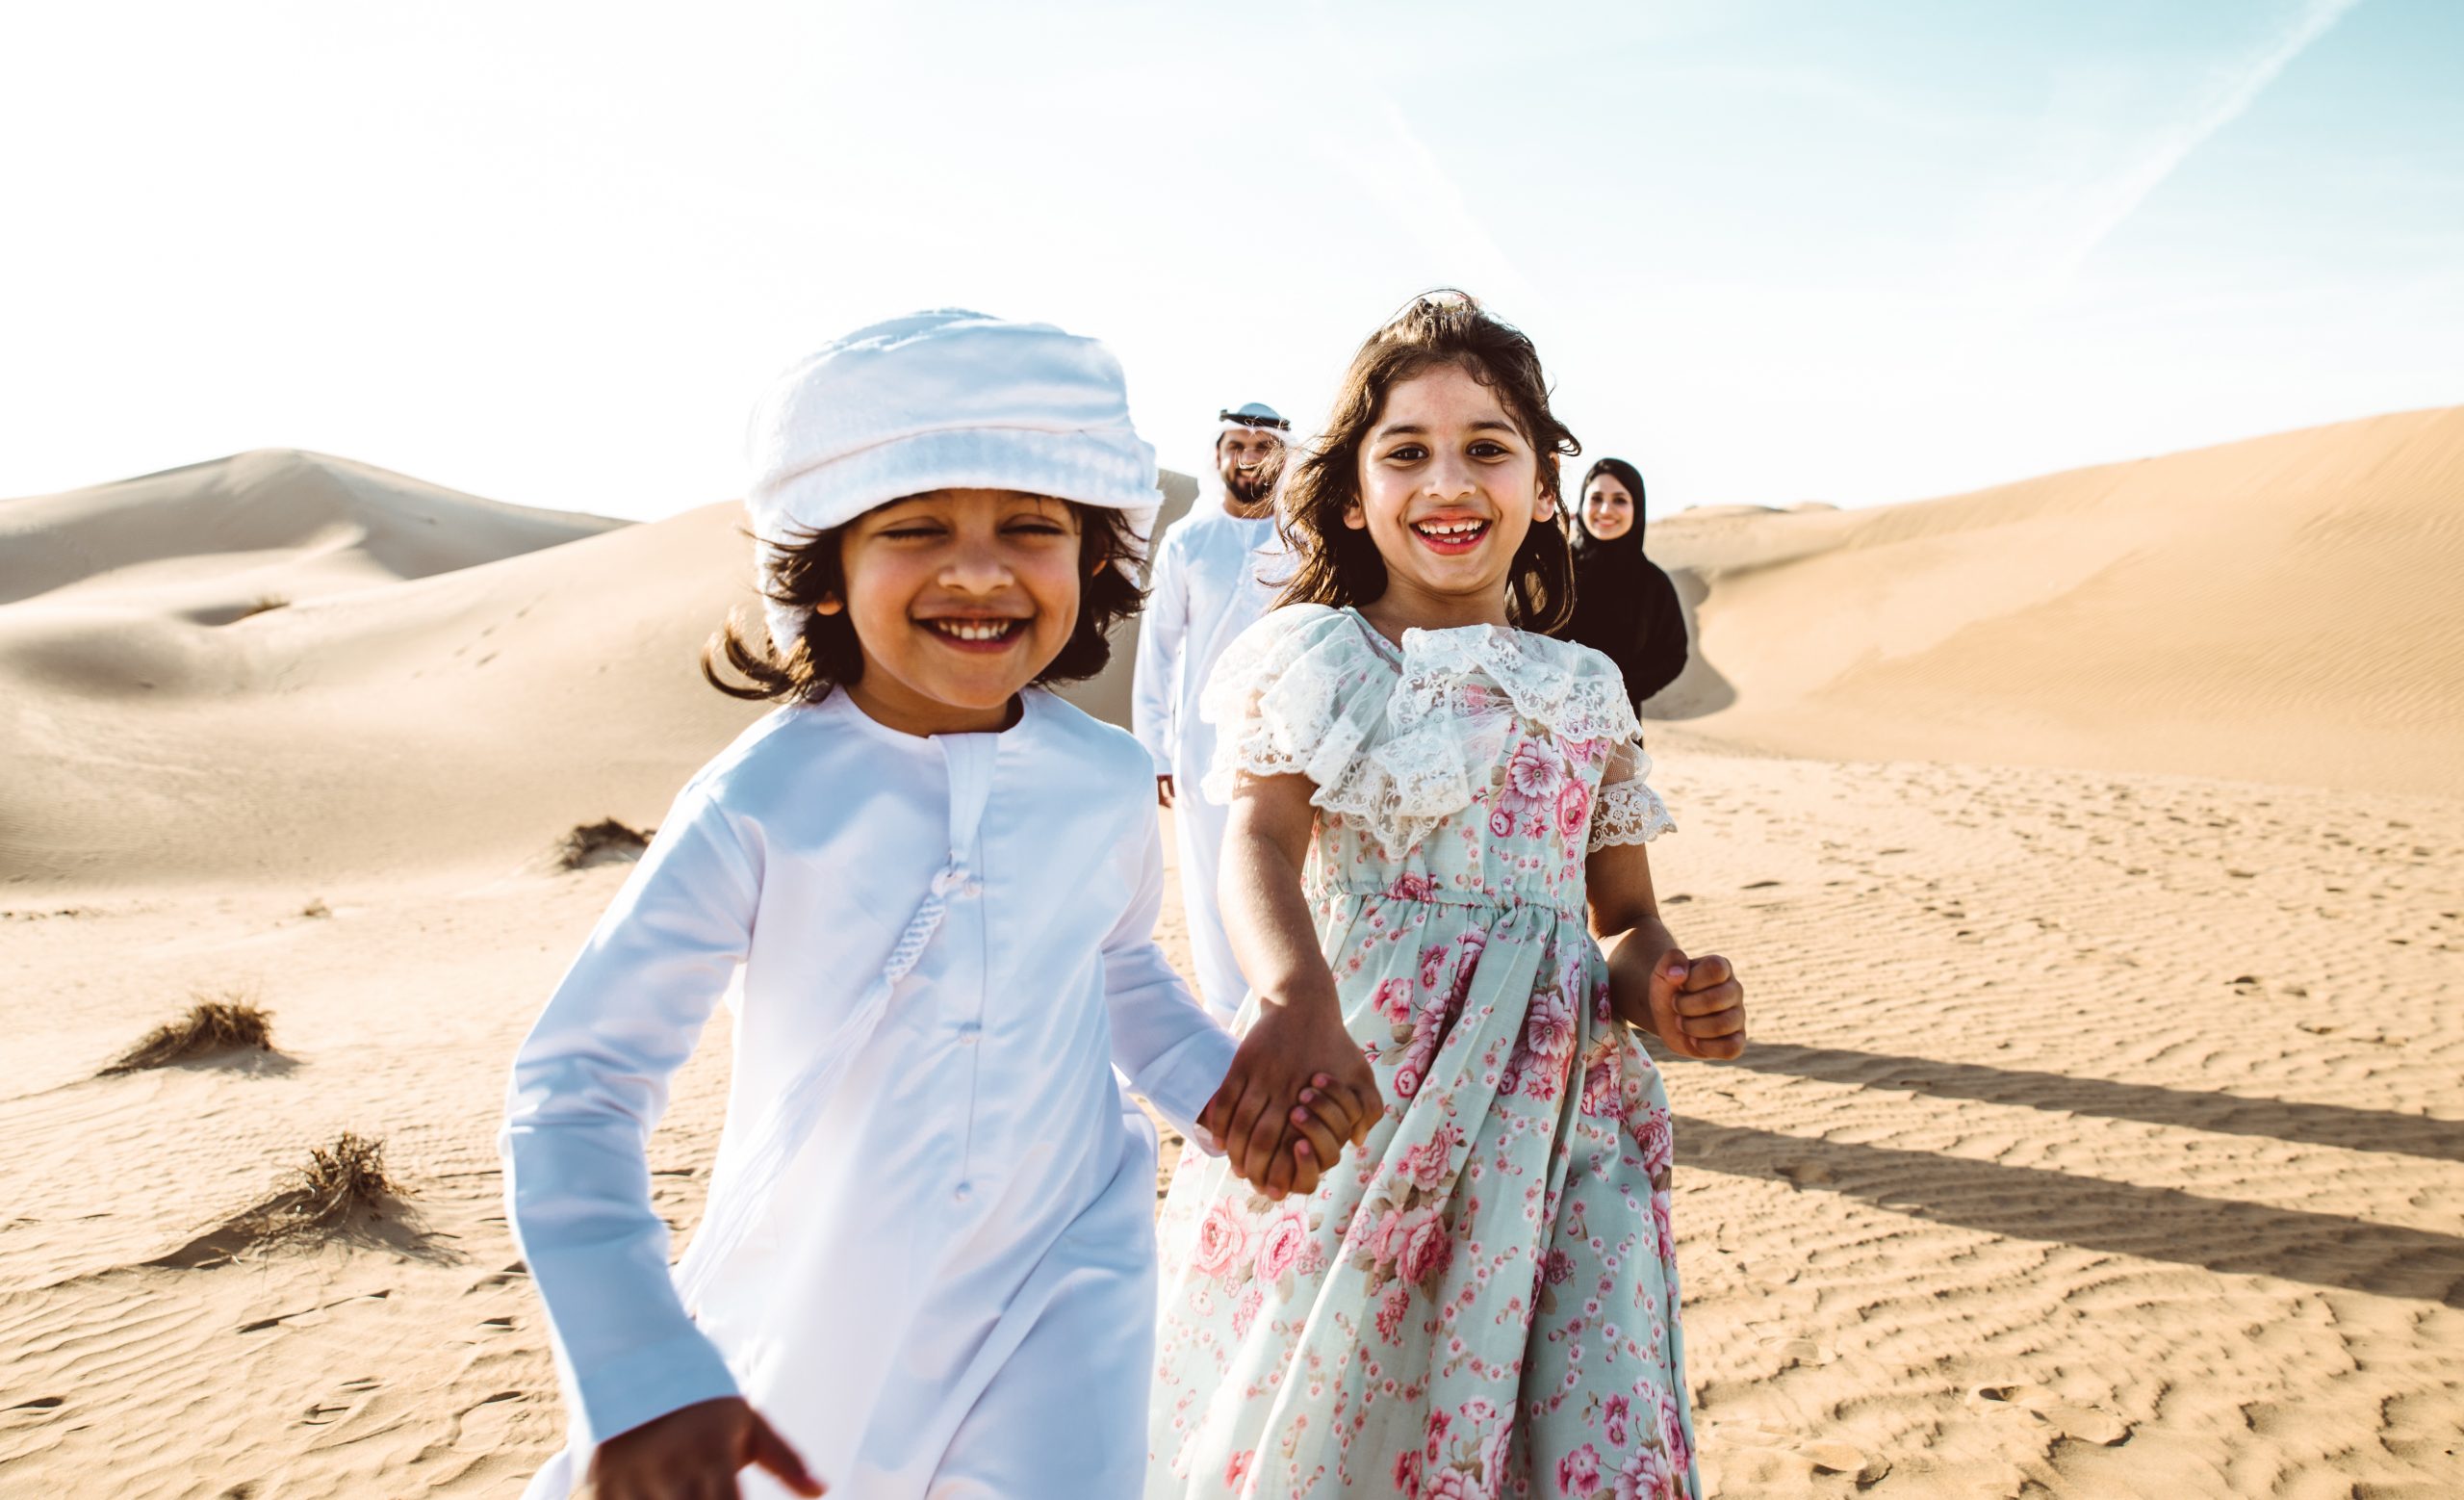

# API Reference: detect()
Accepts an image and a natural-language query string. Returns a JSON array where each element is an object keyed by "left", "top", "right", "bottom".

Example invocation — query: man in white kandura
[{"left": 1132, "top": 401, "right": 1291, "bottom": 1024}]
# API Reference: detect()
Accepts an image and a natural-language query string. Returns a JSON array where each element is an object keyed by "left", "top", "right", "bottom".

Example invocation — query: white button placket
[{"left": 941, "top": 735, "right": 996, "bottom": 1210}]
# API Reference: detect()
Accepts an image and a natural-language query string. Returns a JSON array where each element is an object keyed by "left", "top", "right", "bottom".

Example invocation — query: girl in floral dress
[{"left": 1149, "top": 294, "right": 1749, "bottom": 1500}]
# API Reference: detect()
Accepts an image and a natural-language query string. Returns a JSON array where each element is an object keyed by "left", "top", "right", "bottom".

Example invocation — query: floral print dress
[{"left": 1150, "top": 605, "right": 1695, "bottom": 1500}]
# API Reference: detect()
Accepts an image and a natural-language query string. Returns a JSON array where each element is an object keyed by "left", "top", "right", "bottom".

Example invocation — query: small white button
[{"left": 952, "top": 1181, "right": 972, "bottom": 1203}]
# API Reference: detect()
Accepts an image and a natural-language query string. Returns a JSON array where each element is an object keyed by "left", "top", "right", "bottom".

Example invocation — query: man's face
[{"left": 1218, "top": 426, "right": 1283, "bottom": 504}]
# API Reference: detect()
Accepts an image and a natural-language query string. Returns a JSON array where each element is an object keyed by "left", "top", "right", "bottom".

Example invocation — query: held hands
[
  {"left": 1619, "top": 927, "right": 1748, "bottom": 1061},
  {"left": 1156, "top": 774, "right": 1176, "bottom": 809},
  {"left": 583, "top": 1396, "right": 822, "bottom": 1500},
  {"left": 1197, "top": 995, "right": 1382, "bottom": 1202}
]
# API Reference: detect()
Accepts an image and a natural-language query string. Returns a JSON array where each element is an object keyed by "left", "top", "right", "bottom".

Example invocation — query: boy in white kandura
[{"left": 501, "top": 312, "right": 1373, "bottom": 1500}]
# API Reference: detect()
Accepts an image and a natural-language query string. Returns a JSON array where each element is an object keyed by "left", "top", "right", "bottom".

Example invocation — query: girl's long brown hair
[
  {"left": 1275, "top": 291, "right": 1579, "bottom": 633},
  {"left": 702, "top": 501, "right": 1146, "bottom": 704}
]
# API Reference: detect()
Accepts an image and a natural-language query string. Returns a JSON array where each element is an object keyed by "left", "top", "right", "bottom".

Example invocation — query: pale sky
[{"left": 3, "top": 0, "right": 2457, "bottom": 522}]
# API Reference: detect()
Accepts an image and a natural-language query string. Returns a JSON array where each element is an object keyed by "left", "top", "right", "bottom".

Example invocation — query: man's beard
[{"left": 1220, "top": 453, "right": 1276, "bottom": 505}]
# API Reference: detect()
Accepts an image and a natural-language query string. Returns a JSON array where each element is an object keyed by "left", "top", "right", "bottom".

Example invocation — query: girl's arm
[
  {"left": 1587, "top": 834, "right": 1747, "bottom": 1060},
  {"left": 1199, "top": 773, "right": 1383, "bottom": 1194}
]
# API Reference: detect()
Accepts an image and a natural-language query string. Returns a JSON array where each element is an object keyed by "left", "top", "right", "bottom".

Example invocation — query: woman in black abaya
[{"left": 1561, "top": 456, "right": 1688, "bottom": 706}]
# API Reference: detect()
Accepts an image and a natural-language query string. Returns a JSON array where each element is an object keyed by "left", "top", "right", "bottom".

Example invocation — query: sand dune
[
  {"left": 0, "top": 456, "right": 1194, "bottom": 888},
  {"left": 1, "top": 428, "right": 2457, "bottom": 1497},
  {"left": 1645, "top": 406, "right": 2464, "bottom": 797}
]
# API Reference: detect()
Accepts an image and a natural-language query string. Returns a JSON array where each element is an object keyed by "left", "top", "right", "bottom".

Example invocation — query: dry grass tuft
[
  {"left": 152, "top": 1132, "right": 424, "bottom": 1267},
  {"left": 257, "top": 1132, "right": 409, "bottom": 1238},
  {"left": 555, "top": 818, "right": 652, "bottom": 869},
  {"left": 103, "top": 995, "right": 276, "bottom": 1073}
]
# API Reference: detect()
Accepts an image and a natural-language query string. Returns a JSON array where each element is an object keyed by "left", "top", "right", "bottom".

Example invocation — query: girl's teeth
[{"left": 933, "top": 620, "right": 1014, "bottom": 641}]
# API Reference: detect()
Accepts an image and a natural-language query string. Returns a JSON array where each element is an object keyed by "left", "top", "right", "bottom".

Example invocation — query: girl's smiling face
[
  {"left": 1582, "top": 473, "right": 1634, "bottom": 541},
  {"left": 1346, "top": 363, "right": 1553, "bottom": 630},
  {"left": 824, "top": 488, "right": 1088, "bottom": 735}
]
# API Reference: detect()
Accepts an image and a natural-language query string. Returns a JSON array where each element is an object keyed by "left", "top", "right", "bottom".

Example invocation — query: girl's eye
[
  {"left": 1386, "top": 444, "right": 1427, "bottom": 463},
  {"left": 1470, "top": 441, "right": 1508, "bottom": 458}
]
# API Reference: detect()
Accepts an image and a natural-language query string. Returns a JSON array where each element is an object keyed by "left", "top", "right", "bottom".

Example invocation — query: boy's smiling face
[{"left": 825, "top": 488, "right": 1087, "bottom": 736}]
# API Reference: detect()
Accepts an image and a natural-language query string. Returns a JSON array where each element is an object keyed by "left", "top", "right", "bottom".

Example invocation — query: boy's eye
[{"left": 880, "top": 526, "right": 944, "bottom": 540}]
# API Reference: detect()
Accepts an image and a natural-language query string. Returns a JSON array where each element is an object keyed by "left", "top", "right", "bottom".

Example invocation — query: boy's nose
[{"left": 939, "top": 542, "right": 1014, "bottom": 590}]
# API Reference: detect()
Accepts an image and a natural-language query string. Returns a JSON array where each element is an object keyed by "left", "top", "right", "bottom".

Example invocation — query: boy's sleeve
[
  {"left": 1131, "top": 530, "right": 1189, "bottom": 776},
  {"left": 499, "top": 776, "right": 756, "bottom": 1447},
  {"left": 1101, "top": 812, "right": 1238, "bottom": 1148}
]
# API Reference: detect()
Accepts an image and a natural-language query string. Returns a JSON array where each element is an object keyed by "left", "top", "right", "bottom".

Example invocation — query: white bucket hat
[{"left": 744, "top": 309, "right": 1162, "bottom": 650}]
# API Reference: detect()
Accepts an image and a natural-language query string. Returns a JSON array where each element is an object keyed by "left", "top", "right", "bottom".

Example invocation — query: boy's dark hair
[
  {"left": 701, "top": 500, "right": 1147, "bottom": 704},
  {"left": 1274, "top": 291, "right": 1579, "bottom": 633}
]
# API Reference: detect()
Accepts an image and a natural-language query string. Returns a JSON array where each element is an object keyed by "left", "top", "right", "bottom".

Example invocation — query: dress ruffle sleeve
[
  {"left": 1590, "top": 737, "right": 1677, "bottom": 850},
  {"left": 1202, "top": 605, "right": 1667, "bottom": 858}
]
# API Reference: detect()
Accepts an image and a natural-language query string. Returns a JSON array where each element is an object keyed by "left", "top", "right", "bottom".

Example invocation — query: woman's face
[{"left": 1582, "top": 474, "right": 1634, "bottom": 541}]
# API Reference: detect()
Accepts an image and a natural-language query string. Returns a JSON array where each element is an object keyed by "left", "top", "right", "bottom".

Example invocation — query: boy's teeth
[{"left": 1415, "top": 520, "right": 1486, "bottom": 536}]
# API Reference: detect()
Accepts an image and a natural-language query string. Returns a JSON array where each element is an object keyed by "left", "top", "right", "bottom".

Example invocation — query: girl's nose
[{"left": 1425, "top": 452, "right": 1478, "bottom": 502}]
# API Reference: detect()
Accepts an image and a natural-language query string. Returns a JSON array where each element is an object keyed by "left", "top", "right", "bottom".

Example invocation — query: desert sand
[{"left": 2, "top": 419, "right": 2457, "bottom": 1497}]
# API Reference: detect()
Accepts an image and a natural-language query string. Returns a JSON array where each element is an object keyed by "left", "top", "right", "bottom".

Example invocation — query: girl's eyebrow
[{"left": 1373, "top": 419, "right": 1519, "bottom": 439}]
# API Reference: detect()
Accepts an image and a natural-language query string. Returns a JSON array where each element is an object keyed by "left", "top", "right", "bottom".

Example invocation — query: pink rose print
[
  {"left": 1448, "top": 930, "right": 1487, "bottom": 1008},
  {"left": 1255, "top": 1210, "right": 1308, "bottom": 1283},
  {"left": 1487, "top": 804, "right": 1515, "bottom": 839},
  {"left": 1604, "top": 1393, "right": 1631, "bottom": 1446},
  {"left": 1523, "top": 983, "right": 1575, "bottom": 1064},
  {"left": 1653, "top": 1192, "right": 1677, "bottom": 1266},
  {"left": 1392, "top": 1447, "right": 1424, "bottom": 1494},
  {"left": 1556, "top": 778, "right": 1592, "bottom": 840},
  {"left": 1231, "top": 1284, "right": 1262, "bottom": 1337},
  {"left": 1506, "top": 740, "right": 1557, "bottom": 800},
  {"left": 1424, "top": 1471, "right": 1483, "bottom": 1500},
  {"left": 1540, "top": 1248, "right": 1576, "bottom": 1286},
  {"left": 1656, "top": 1385, "right": 1693, "bottom": 1475},
  {"left": 1373, "top": 976, "right": 1417, "bottom": 1025},
  {"left": 1581, "top": 1050, "right": 1621, "bottom": 1117},
  {"left": 1633, "top": 1102, "right": 1674, "bottom": 1175},
  {"left": 1374, "top": 1280, "right": 1412, "bottom": 1340},
  {"left": 1419, "top": 941, "right": 1453, "bottom": 995},
  {"left": 1388, "top": 870, "right": 1440, "bottom": 902},
  {"left": 1562, "top": 735, "right": 1603, "bottom": 767},
  {"left": 1424, "top": 1408, "right": 1451, "bottom": 1461},
  {"left": 1557, "top": 1443, "right": 1603, "bottom": 1495},
  {"left": 1224, "top": 1449, "right": 1253, "bottom": 1487},
  {"left": 1613, "top": 1443, "right": 1674, "bottom": 1500},
  {"left": 1400, "top": 1122, "right": 1464, "bottom": 1191},
  {"left": 1192, "top": 1201, "right": 1250, "bottom": 1280},
  {"left": 1394, "top": 1063, "right": 1424, "bottom": 1099},
  {"left": 1396, "top": 1207, "right": 1453, "bottom": 1288}
]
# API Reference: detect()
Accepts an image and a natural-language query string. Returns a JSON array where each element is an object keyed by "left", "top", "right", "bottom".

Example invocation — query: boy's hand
[
  {"left": 584, "top": 1396, "right": 823, "bottom": 1499},
  {"left": 1156, "top": 774, "right": 1176, "bottom": 808},
  {"left": 1638, "top": 947, "right": 1747, "bottom": 1061},
  {"left": 1199, "top": 998, "right": 1380, "bottom": 1203}
]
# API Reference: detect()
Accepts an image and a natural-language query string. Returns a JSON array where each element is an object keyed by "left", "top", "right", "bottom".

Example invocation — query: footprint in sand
[
  {"left": 1799, "top": 1439, "right": 1890, "bottom": 1484},
  {"left": 1967, "top": 1384, "right": 2131, "bottom": 1445}
]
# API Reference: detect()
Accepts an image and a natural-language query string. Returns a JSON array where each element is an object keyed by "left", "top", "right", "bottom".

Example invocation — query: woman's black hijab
[{"left": 1562, "top": 457, "right": 1689, "bottom": 705}]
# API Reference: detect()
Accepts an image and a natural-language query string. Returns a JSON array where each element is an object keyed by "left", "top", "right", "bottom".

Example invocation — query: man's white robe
[
  {"left": 502, "top": 688, "right": 1235, "bottom": 1499},
  {"left": 1131, "top": 501, "right": 1281, "bottom": 1022}
]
